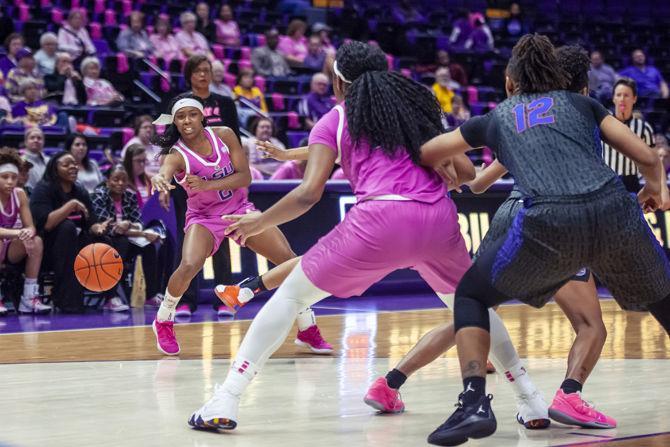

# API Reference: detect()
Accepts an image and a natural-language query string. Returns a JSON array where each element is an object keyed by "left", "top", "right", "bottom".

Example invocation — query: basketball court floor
[{"left": 1, "top": 294, "right": 668, "bottom": 447}]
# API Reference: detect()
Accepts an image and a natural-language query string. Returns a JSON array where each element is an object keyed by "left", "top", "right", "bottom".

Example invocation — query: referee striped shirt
[{"left": 602, "top": 115, "right": 655, "bottom": 176}]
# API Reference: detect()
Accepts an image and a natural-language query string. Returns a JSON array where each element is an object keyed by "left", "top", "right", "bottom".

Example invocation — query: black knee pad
[
  {"left": 453, "top": 265, "right": 511, "bottom": 333},
  {"left": 454, "top": 294, "right": 490, "bottom": 333}
]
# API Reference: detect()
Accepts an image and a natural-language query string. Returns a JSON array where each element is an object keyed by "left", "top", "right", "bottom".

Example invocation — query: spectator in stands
[
  {"left": 619, "top": 49, "right": 669, "bottom": 99},
  {"left": 278, "top": 19, "right": 308, "bottom": 67},
  {"left": 270, "top": 159, "right": 307, "bottom": 180},
  {"left": 0, "top": 93, "right": 10, "bottom": 121},
  {"left": 210, "top": 60, "right": 233, "bottom": 97},
  {"left": 432, "top": 67, "right": 460, "bottom": 113},
  {"left": 252, "top": 28, "right": 291, "bottom": 77},
  {"left": 436, "top": 50, "right": 468, "bottom": 86},
  {"left": 34, "top": 33, "right": 59, "bottom": 75},
  {"left": 22, "top": 127, "right": 48, "bottom": 189},
  {"left": 121, "top": 115, "right": 162, "bottom": 177},
  {"left": 176, "top": 12, "right": 213, "bottom": 61},
  {"left": 299, "top": 72, "right": 335, "bottom": 129},
  {"left": 234, "top": 68, "right": 268, "bottom": 112},
  {"left": 91, "top": 164, "right": 163, "bottom": 305},
  {"left": 503, "top": 2, "right": 528, "bottom": 38},
  {"left": 195, "top": 2, "right": 216, "bottom": 43},
  {"left": 123, "top": 144, "right": 152, "bottom": 209},
  {"left": 465, "top": 14, "right": 495, "bottom": 53},
  {"left": 303, "top": 36, "right": 327, "bottom": 72},
  {"left": 446, "top": 94, "right": 470, "bottom": 127},
  {"left": 65, "top": 133, "right": 104, "bottom": 192},
  {"left": 6, "top": 49, "right": 45, "bottom": 103},
  {"left": 0, "top": 33, "right": 24, "bottom": 77},
  {"left": 588, "top": 50, "right": 618, "bottom": 103},
  {"left": 116, "top": 11, "right": 154, "bottom": 59},
  {"left": 150, "top": 15, "right": 181, "bottom": 65},
  {"left": 449, "top": 8, "right": 472, "bottom": 51},
  {"left": 392, "top": 0, "right": 426, "bottom": 24},
  {"left": 656, "top": 134, "right": 670, "bottom": 173},
  {"left": 30, "top": 151, "right": 126, "bottom": 313},
  {"left": 215, "top": 4, "right": 241, "bottom": 47},
  {"left": 80, "top": 56, "right": 124, "bottom": 106},
  {"left": 243, "top": 116, "right": 285, "bottom": 176},
  {"left": 312, "top": 23, "right": 336, "bottom": 57},
  {"left": 57, "top": 9, "right": 95, "bottom": 62},
  {"left": 10, "top": 79, "right": 59, "bottom": 127},
  {"left": 44, "top": 52, "right": 84, "bottom": 105},
  {"left": 0, "top": 147, "right": 50, "bottom": 315}
]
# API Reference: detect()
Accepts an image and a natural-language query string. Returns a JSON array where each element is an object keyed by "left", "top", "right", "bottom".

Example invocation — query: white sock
[
  {"left": 22, "top": 278, "right": 38, "bottom": 301},
  {"left": 157, "top": 290, "right": 181, "bottom": 322},
  {"left": 221, "top": 264, "right": 328, "bottom": 397},
  {"left": 488, "top": 310, "right": 538, "bottom": 396},
  {"left": 296, "top": 307, "right": 316, "bottom": 331}
]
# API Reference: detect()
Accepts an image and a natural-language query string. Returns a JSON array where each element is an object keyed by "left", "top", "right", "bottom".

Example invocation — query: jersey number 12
[{"left": 513, "top": 97, "right": 555, "bottom": 133}]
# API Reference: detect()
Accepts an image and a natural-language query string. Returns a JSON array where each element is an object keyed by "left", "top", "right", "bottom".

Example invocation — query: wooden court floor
[{"left": 0, "top": 300, "right": 668, "bottom": 447}]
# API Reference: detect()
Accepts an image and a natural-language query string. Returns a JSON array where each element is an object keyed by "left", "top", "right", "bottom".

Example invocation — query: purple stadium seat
[{"left": 51, "top": 8, "right": 64, "bottom": 25}]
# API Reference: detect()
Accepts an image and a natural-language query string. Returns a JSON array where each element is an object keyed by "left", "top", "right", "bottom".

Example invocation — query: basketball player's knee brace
[{"left": 453, "top": 265, "right": 508, "bottom": 332}]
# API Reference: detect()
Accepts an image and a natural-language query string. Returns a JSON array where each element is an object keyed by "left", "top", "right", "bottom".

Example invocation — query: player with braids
[
  {"left": 188, "top": 40, "right": 551, "bottom": 434},
  {"left": 422, "top": 33, "right": 670, "bottom": 446}
]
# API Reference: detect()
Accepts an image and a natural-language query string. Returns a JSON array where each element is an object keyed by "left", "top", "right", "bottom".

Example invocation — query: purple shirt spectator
[
  {"left": 11, "top": 99, "right": 57, "bottom": 126},
  {"left": 303, "top": 36, "right": 326, "bottom": 71},
  {"left": 618, "top": 49, "right": 669, "bottom": 98},
  {"left": 299, "top": 73, "right": 336, "bottom": 129},
  {"left": 449, "top": 13, "right": 473, "bottom": 50}
]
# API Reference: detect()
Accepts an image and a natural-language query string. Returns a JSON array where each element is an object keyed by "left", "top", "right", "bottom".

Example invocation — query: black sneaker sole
[
  {"left": 188, "top": 415, "right": 237, "bottom": 432},
  {"left": 427, "top": 418, "right": 497, "bottom": 446}
]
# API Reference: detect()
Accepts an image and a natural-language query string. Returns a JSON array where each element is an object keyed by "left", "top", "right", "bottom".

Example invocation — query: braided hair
[
  {"left": 507, "top": 34, "right": 569, "bottom": 93},
  {"left": 555, "top": 45, "right": 590, "bottom": 93},
  {"left": 336, "top": 41, "right": 444, "bottom": 164},
  {"left": 152, "top": 93, "right": 207, "bottom": 155}
]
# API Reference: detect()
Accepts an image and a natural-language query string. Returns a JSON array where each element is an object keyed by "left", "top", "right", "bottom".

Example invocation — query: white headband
[
  {"left": 152, "top": 98, "right": 205, "bottom": 125},
  {"left": 333, "top": 60, "right": 352, "bottom": 84},
  {"left": 0, "top": 164, "right": 19, "bottom": 175}
]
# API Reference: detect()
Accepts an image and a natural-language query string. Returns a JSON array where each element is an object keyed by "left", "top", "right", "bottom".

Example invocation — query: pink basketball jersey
[
  {"left": 173, "top": 127, "right": 246, "bottom": 217},
  {"left": 0, "top": 189, "right": 19, "bottom": 230}
]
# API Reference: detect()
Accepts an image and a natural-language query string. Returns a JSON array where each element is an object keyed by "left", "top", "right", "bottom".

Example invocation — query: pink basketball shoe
[
  {"left": 364, "top": 377, "right": 405, "bottom": 413},
  {"left": 152, "top": 319, "right": 180, "bottom": 356},
  {"left": 295, "top": 325, "right": 333, "bottom": 354},
  {"left": 549, "top": 389, "right": 616, "bottom": 429}
]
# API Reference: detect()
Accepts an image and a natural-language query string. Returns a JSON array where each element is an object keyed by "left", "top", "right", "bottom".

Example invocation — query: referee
[{"left": 601, "top": 77, "right": 655, "bottom": 192}]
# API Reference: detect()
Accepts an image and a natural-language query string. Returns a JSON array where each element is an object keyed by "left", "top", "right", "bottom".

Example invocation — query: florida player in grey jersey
[{"left": 420, "top": 34, "right": 670, "bottom": 446}]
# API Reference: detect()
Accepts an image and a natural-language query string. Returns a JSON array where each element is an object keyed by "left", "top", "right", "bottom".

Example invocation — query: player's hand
[
  {"left": 114, "top": 220, "right": 131, "bottom": 235},
  {"left": 222, "top": 211, "right": 264, "bottom": 246},
  {"left": 638, "top": 184, "right": 662, "bottom": 213},
  {"left": 17, "top": 227, "right": 35, "bottom": 241},
  {"left": 68, "top": 199, "right": 89, "bottom": 218},
  {"left": 159, "top": 191, "right": 171, "bottom": 211},
  {"left": 185, "top": 174, "right": 209, "bottom": 191},
  {"left": 151, "top": 174, "right": 175, "bottom": 194},
  {"left": 143, "top": 231, "right": 160, "bottom": 243},
  {"left": 435, "top": 159, "right": 461, "bottom": 192},
  {"left": 257, "top": 140, "right": 290, "bottom": 161},
  {"left": 91, "top": 218, "right": 113, "bottom": 236}
]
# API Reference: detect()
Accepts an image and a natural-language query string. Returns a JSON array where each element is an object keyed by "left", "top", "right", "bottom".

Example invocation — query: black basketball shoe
[{"left": 427, "top": 393, "right": 497, "bottom": 446}]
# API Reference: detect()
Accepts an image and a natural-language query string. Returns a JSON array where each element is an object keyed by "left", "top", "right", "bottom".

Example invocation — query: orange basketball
[{"left": 74, "top": 243, "right": 124, "bottom": 292}]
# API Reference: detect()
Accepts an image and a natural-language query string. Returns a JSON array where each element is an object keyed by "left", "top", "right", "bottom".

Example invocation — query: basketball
[{"left": 74, "top": 243, "right": 123, "bottom": 292}]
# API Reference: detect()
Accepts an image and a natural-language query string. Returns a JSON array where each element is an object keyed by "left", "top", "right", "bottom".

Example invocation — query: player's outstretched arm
[
  {"left": 467, "top": 159, "right": 508, "bottom": 194},
  {"left": 257, "top": 141, "right": 309, "bottom": 161},
  {"left": 420, "top": 128, "right": 474, "bottom": 169}
]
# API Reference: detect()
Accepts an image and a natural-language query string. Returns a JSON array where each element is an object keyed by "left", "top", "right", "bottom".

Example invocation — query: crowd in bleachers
[{"left": 0, "top": 0, "right": 669, "bottom": 316}]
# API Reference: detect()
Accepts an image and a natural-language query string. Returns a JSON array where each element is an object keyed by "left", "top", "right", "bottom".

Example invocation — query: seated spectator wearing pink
[
  {"left": 116, "top": 11, "right": 154, "bottom": 59},
  {"left": 234, "top": 68, "right": 268, "bottom": 112},
  {"left": 210, "top": 60, "right": 233, "bottom": 97},
  {"left": 215, "top": 4, "right": 241, "bottom": 47},
  {"left": 6, "top": 48, "right": 45, "bottom": 103},
  {"left": 278, "top": 19, "right": 308, "bottom": 67},
  {"left": 91, "top": 164, "right": 164, "bottom": 306},
  {"left": 252, "top": 28, "right": 291, "bottom": 77},
  {"left": 123, "top": 144, "right": 152, "bottom": 208},
  {"left": 121, "top": 115, "right": 162, "bottom": 177},
  {"left": 80, "top": 57, "right": 125, "bottom": 106},
  {"left": 312, "top": 22, "right": 335, "bottom": 57},
  {"left": 44, "top": 52, "right": 84, "bottom": 105},
  {"left": 34, "top": 32, "right": 59, "bottom": 75},
  {"left": 195, "top": 2, "right": 216, "bottom": 42},
  {"left": 30, "top": 152, "right": 127, "bottom": 313},
  {"left": 150, "top": 15, "right": 181, "bottom": 64},
  {"left": 65, "top": 133, "right": 104, "bottom": 193},
  {"left": 10, "top": 79, "right": 59, "bottom": 127},
  {"left": 0, "top": 147, "right": 50, "bottom": 316},
  {"left": 464, "top": 14, "right": 495, "bottom": 52},
  {"left": 619, "top": 49, "right": 669, "bottom": 99},
  {"left": 0, "top": 33, "right": 24, "bottom": 77},
  {"left": 175, "top": 12, "right": 214, "bottom": 61},
  {"left": 57, "top": 9, "right": 95, "bottom": 61},
  {"left": 270, "top": 159, "right": 307, "bottom": 180},
  {"left": 298, "top": 72, "right": 335, "bottom": 129},
  {"left": 303, "top": 36, "right": 327, "bottom": 72},
  {"left": 242, "top": 116, "right": 285, "bottom": 176}
]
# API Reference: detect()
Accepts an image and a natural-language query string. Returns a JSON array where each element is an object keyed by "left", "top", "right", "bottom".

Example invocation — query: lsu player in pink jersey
[{"left": 149, "top": 96, "right": 331, "bottom": 356}]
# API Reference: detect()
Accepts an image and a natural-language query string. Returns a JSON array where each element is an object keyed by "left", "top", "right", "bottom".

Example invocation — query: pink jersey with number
[
  {"left": 0, "top": 189, "right": 20, "bottom": 230},
  {"left": 172, "top": 127, "right": 246, "bottom": 217}
]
